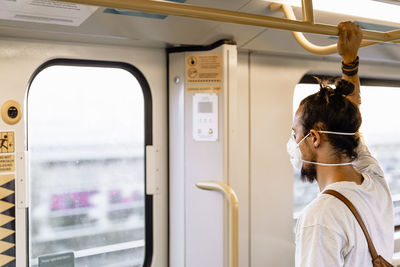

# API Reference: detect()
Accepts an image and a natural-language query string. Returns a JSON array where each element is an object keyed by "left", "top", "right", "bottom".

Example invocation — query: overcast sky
[{"left": 28, "top": 65, "right": 145, "bottom": 147}]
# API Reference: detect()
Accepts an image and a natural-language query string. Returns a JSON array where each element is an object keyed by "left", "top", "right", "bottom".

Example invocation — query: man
[{"left": 288, "top": 22, "right": 394, "bottom": 266}]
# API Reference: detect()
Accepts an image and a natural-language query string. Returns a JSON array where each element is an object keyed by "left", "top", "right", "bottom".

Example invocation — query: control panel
[{"left": 192, "top": 93, "right": 218, "bottom": 141}]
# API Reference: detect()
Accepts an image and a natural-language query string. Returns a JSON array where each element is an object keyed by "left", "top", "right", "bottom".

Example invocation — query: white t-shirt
[{"left": 295, "top": 139, "right": 394, "bottom": 267}]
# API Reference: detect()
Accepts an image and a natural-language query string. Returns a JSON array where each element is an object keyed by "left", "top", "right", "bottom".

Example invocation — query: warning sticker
[
  {"left": 0, "top": 132, "right": 14, "bottom": 154},
  {"left": 39, "top": 252, "right": 75, "bottom": 267},
  {"left": 186, "top": 85, "right": 222, "bottom": 93},
  {"left": 186, "top": 54, "right": 223, "bottom": 93},
  {"left": 0, "top": 154, "right": 15, "bottom": 173}
]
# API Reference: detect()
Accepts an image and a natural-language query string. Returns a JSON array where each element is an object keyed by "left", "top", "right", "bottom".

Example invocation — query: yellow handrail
[
  {"left": 59, "top": 0, "right": 393, "bottom": 42},
  {"left": 196, "top": 181, "right": 239, "bottom": 267},
  {"left": 386, "top": 29, "right": 400, "bottom": 41},
  {"left": 271, "top": 3, "right": 378, "bottom": 55},
  {"left": 301, "top": 0, "right": 314, "bottom": 24}
]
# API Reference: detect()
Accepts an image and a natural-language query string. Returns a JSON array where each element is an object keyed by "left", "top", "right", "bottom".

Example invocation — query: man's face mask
[{"left": 286, "top": 130, "right": 356, "bottom": 172}]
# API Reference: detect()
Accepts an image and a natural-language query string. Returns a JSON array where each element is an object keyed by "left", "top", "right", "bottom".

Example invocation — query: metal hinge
[{"left": 146, "top": 146, "right": 160, "bottom": 195}]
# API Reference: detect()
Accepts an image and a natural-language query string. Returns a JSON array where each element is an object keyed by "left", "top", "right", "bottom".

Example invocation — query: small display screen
[{"left": 198, "top": 101, "right": 213, "bottom": 113}]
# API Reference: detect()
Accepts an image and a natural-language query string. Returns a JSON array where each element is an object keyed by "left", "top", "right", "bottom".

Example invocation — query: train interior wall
[{"left": 1, "top": 36, "right": 400, "bottom": 266}]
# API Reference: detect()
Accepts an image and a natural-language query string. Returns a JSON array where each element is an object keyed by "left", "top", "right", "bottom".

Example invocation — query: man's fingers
[
  {"left": 338, "top": 23, "right": 346, "bottom": 40},
  {"left": 338, "top": 22, "right": 346, "bottom": 34},
  {"left": 338, "top": 21, "right": 362, "bottom": 42},
  {"left": 342, "top": 29, "right": 348, "bottom": 43},
  {"left": 356, "top": 24, "right": 363, "bottom": 39}
]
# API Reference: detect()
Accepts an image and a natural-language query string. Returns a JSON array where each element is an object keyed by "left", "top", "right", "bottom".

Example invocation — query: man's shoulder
[
  {"left": 297, "top": 193, "right": 352, "bottom": 231},
  {"left": 353, "top": 136, "right": 384, "bottom": 178},
  {"left": 295, "top": 194, "right": 351, "bottom": 247}
]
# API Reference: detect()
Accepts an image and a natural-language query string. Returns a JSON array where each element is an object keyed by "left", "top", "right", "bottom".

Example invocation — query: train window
[
  {"left": 292, "top": 83, "right": 320, "bottom": 220},
  {"left": 28, "top": 63, "right": 148, "bottom": 266},
  {"left": 293, "top": 81, "right": 400, "bottom": 227}
]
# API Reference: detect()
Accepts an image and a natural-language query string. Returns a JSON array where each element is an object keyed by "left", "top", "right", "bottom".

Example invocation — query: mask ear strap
[
  {"left": 318, "top": 130, "right": 356, "bottom": 136},
  {"left": 302, "top": 160, "right": 353, "bottom": 166},
  {"left": 297, "top": 133, "right": 310, "bottom": 145}
]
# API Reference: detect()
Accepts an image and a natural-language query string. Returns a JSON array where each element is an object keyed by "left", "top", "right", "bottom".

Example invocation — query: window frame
[{"left": 27, "top": 58, "right": 154, "bottom": 266}]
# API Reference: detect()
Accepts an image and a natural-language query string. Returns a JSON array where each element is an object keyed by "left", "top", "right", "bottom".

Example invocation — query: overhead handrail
[
  {"left": 270, "top": 3, "right": 378, "bottom": 55},
  {"left": 386, "top": 29, "right": 400, "bottom": 42},
  {"left": 196, "top": 181, "right": 239, "bottom": 267},
  {"left": 301, "top": 0, "right": 314, "bottom": 24},
  {"left": 60, "top": 0, "right": 399, "bottom": 42}
]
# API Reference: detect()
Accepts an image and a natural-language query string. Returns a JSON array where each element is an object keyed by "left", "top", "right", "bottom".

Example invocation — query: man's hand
[{"left": 337, "top": 22, "right": 362, "bottom": 64}]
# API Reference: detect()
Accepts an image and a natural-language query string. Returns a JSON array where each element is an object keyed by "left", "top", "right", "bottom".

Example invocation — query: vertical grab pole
[
  {"left": 196, "top": 181, "right": 239, "bottom": 267},
  {"left": 302, "top": 0, "right": 314, "bottom": 24}
]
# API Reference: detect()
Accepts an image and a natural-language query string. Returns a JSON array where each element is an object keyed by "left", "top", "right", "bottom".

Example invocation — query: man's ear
[{"left": 309, "top": 129, "right": 321, "bottom": 148}]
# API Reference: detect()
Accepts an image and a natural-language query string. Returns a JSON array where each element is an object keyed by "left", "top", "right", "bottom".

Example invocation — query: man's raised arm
[
  {"left": 337, "top": 22, "right": 363, "bottom": 107},
  {"left": 338, "top": 22, "right": 386, "bottom": 177}
]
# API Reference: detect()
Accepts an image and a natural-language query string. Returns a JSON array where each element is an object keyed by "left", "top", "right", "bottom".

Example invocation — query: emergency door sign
[
  {"left": 185, "top": 54, "right": 223, "bottom": 93},
  {"left": 0, "top": 131, "right": 16, "bottom": 265},
  {"left": 0, "top": 132, "right": 15, "bottom": 173}
]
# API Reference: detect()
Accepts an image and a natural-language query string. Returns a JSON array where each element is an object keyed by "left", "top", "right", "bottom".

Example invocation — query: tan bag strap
[{"left": 323, "top": 189, "right": 379, "bottom": 259}]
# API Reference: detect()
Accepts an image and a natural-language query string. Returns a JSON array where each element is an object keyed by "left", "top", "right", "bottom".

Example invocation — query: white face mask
[{"left": 286, "top": 130, "right": 356, "bottom": 171}]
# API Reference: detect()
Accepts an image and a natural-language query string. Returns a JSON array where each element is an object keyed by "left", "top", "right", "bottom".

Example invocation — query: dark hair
[{"left": 299, "top": 78, "right": 362, "bottom": 159}]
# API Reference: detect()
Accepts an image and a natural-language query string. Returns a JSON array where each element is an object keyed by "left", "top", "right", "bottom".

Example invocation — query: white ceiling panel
[
  {"left": 0, "top": 24, "right": 165, "bottom": 48},
  {"left": 196, "top": 22, "right": 265, "bottom": 48},
  {"left": 242, "top": 27, "right": 309, "bottom": 53},
  {"left": 195, "top": 0, "right": 278, "bottom": 47},
  {"left": 0, "top": 6, "right": 220, "bottom": 46}
]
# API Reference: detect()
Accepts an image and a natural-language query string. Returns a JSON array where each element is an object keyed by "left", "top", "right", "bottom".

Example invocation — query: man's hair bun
[
  {"left": 334, "top": 79, "right": 355, "bottom": 96},
  {"left": 313, "top": 77, "right": 355, "bottom": 101}
]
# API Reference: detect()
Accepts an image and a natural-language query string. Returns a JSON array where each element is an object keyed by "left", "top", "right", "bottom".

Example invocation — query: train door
[
  {"left": 169, "top": 41, "right": 242, "bottom": 267},
  {"left": 0, "top": 40, "right": 167, "bottom": 266}
]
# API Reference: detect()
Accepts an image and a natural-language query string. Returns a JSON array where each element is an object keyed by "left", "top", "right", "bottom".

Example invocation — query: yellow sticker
[
  {"left": 0, "top": 175, "right": 14, "bottom": 187},
  {"left": 0, "top": 201, "right": 14, "bottom": 213},
  {"left": 0, "top": 254, "right": 15, "bottom": 265},
  {"left": 0, "top": 132, "right": 14, "bottom": 153},
  {"left": 0, "top": 241, "right": 14, "bottom": 254},
  {"left": 185, "top": 85, "right": 222, "bottom": 93},
  {"left": 186, "top": 54, "right": 223, "bottom": 93},
  {"left": 0, "top": 228, "right": 14, "bottom": 240},
  {"left": 0, "top": 214, "right": 14, "bottom": 227},
  {"left": 0, "top": 155, "right": 15, "bottom": 173},
  {"left": 0, "top": 188, "right": 13, "bottom": 199}
]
